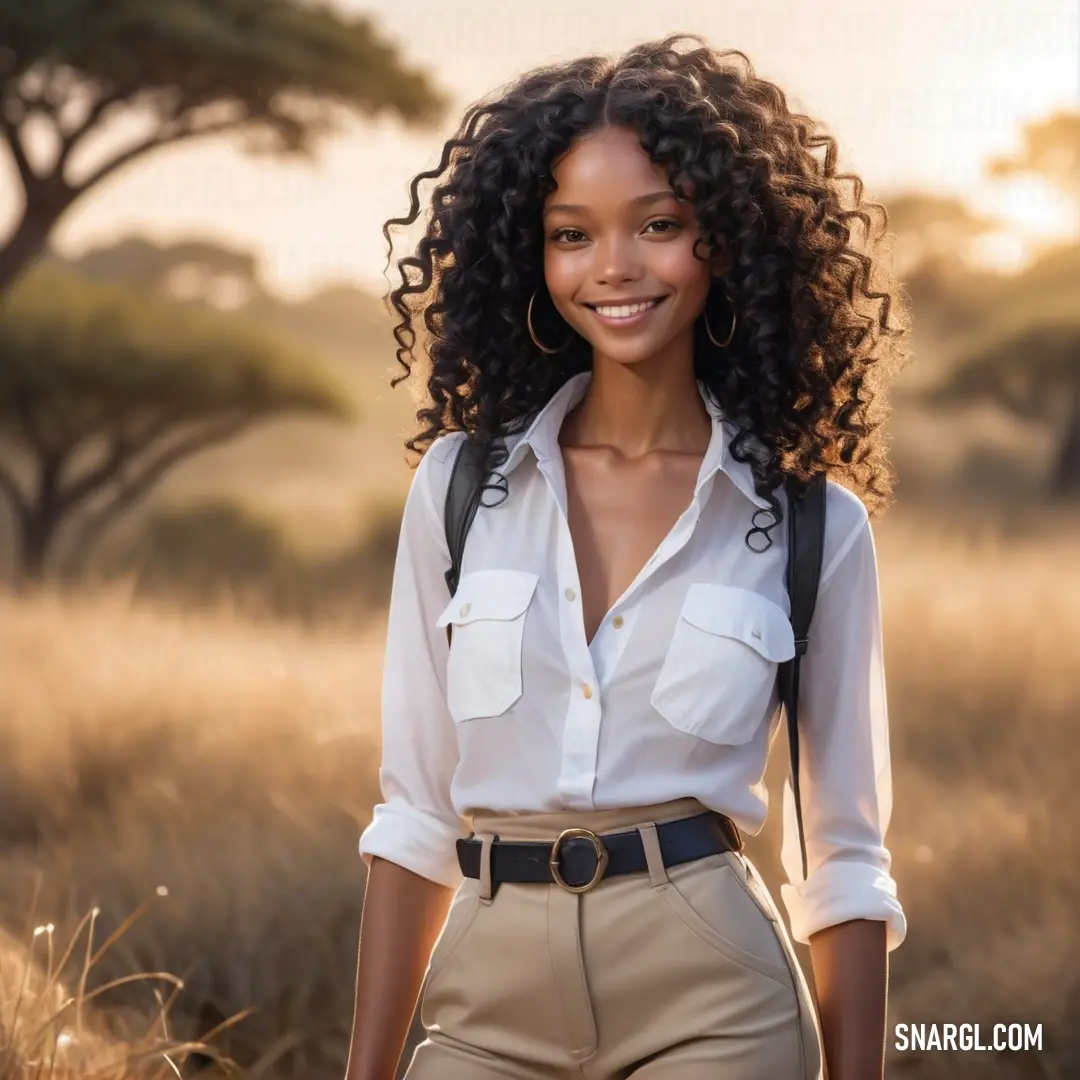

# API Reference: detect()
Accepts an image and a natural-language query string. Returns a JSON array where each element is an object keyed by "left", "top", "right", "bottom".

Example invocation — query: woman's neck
[{"left": 559, "top": 348, "right": 711, "bottom": 460}]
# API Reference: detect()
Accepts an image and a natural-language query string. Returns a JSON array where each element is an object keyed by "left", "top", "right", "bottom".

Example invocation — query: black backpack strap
[
  {"left": 443, "top": 435, "right": 491, "bottom": 642},
  {"left": 777, "top": 471, "right": 827, "bottom": 881}
]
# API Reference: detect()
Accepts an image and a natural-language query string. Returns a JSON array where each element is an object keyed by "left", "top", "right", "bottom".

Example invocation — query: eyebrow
[{"left": 543, "top": 190, "right": 680, "bottom": 217}]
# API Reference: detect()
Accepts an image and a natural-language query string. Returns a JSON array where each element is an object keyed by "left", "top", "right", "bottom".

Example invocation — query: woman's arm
[
  {"left": 344, "top": 856, "right": 454, "bottom": 1080},
  {"left": 348, "top": 435, "right": 470, "bottom": 1079},
  {"left": 809, "top": 918, "right": 889, "bottom": 1080},
  {"left": 777, "top": 487, "right": 906, "bottom": 1080}
]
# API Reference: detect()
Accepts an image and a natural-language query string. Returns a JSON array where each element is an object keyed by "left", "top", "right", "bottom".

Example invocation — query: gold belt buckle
[{"left": 549, "top": 828, "right": 609, "bottom": 893}]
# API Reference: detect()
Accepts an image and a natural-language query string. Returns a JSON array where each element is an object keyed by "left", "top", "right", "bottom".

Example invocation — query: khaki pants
[{"left": 405, "top": 798, "right": 824, "bottom": 1079}]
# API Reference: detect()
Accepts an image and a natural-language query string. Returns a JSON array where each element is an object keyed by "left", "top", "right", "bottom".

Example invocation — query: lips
[{"left": 583, "top": 295, "right": 668, "bottom": 328}]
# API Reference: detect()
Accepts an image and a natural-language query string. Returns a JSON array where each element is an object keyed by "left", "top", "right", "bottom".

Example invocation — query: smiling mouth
[{"left": 584, "top": 297, "right": 667, "bottom": 319}]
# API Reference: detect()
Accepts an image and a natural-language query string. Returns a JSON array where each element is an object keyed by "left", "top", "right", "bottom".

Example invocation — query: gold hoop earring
[
  {"left": 527, "top": 290, "right": 573, "bottom": 355},
  {"left": 703, "top": 284, "right": 736, "bottom": 348}
]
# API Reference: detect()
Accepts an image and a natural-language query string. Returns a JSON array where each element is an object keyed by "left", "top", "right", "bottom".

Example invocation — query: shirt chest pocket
[
  {"left": 435, "top": 569, "right": 539, "bottom": 723},
  {"left": 650, "top": 583, "right": 796, "bottom": 746}
]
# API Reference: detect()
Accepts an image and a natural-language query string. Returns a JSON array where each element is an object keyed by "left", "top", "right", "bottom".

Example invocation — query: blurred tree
[
  {"left": 0, "top": 0, "right": 446, "bottom": 294},
  {"left": 920, "top": 113, "right": 1080, "bottom": 496},
  {"left": 53, "top": 234, "right": 394, "bottom": 349},
  {"left": 0, "top": 266, "right": 356, "bottom": 582},
  {"left": 102, "top": 492, "right": 406, "bottom": 619},
  {"left": 926, "top": 312, "right": 1080, "bottom": 498},
  {"left": 62, "top": 235, "right": 265, "bottom": 309}
]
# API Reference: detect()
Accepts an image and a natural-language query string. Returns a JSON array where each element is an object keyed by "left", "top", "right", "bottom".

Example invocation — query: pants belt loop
[
  {"left": 722, "top": 813, "right": 745, "bottom": 852},
  {"left": 637, "top": 822, "right": 670, "bottom": 887},
  {"left": 478, "top": 833, "right": 498, "bottom": 904}
]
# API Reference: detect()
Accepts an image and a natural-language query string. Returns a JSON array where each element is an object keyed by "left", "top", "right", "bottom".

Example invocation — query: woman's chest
[
  {"left": 561, "top": 450, "right": 702, "bottom": 646},
  {"left": 437, "top": 472, "right": 797, "bottom": 747}
]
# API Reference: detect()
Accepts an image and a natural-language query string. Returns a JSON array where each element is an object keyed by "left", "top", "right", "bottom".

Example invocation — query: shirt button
[
  {"left": 564, "top": 587, "right": 577, "bottom": 602},
  {"left": 581, "top": 682, "right": 593, "bottom": 700},
  {"left": 459, "top": 602, "right": 471, "bottom": 617},
  {"left": 612, "top": 615, "right": 624, "bottom": 629}
]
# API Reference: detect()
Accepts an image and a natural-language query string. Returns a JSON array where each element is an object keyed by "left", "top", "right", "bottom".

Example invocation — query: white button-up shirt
[{"left": 359, "top": 371, "right": 906, "bottom": 950}]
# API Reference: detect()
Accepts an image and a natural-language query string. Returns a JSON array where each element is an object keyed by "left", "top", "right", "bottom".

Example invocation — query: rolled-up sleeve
[
  {"left": 779, "top": 506, "right": 907, "bottom": 951},
  {"left": 358, "top": 435, "right": 469, "bottom": 888}
]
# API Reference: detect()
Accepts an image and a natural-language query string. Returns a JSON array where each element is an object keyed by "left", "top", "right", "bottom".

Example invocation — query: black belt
[{"left": 456, "top": 810, "right": 743, "bottom": 895}]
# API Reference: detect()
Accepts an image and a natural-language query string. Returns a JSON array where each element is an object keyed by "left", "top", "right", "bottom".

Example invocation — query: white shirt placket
[
  {"left": 543, "top": 455, "right": 717, "bottom": 807},
  {"left": 532, "top": 453, "right": 600, "bottom": 806}
]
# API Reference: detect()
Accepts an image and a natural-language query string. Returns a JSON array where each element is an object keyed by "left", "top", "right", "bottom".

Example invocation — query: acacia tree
[
  {"left": 0, "top": 266, "right": 355, "bottom": 582},
  {"left": 923, "top": 110, "right": 1080, "bottom": 497},
  {"left": 0, "top": 0, "right": 445, "bottom": 294},
  {"left": 928, "top": 312, "right": 1080, "bottom": 498}
]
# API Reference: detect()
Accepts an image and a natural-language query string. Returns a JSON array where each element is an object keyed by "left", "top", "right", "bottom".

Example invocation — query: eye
[
  {"left": 550, "top": 227, "right": 587, "bottom": 243},
  {"left": 644, "top": 218, "right": 680, "bottom": 234}
]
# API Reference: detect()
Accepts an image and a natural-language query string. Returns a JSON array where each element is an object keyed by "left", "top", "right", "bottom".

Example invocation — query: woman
[{"left": 348, "top": 34, "right": 909, "bottom": 1080}]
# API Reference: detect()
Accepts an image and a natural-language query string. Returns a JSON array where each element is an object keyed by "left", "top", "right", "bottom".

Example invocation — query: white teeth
[{"left": 593, "top": 299, "right": 657, "bottom": 318}]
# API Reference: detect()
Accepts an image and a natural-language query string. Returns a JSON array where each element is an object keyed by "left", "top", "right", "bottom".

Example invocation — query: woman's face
[{"left": 542, "top": 124, "right": 725, "bottom": 368}]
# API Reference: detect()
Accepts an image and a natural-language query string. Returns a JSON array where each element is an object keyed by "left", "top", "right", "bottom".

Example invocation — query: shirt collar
[{"left": 498, "top": 370, "right": 770, "bottom": 510}]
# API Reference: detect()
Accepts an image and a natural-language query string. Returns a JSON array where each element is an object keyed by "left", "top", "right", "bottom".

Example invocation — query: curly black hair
[{"left": 383, "top": 34, "right": 912, "bottom": 549}]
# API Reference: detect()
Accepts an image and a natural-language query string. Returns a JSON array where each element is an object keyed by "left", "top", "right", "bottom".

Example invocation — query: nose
[{"left": 593, "top": 232, "right": 644, "bottom": 287}]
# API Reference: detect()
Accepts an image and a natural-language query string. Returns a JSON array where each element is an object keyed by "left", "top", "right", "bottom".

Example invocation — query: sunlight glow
[
  {"left": 968, "top": 178, "right": 1078, "bottom": 272},
  {"left": 984, "top": 176, "right": 1078, "bottom": 237}
]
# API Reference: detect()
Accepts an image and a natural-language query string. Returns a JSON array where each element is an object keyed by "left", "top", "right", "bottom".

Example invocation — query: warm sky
[{"left": 4, "top": 0, "right": 1079, "bottom": 298}]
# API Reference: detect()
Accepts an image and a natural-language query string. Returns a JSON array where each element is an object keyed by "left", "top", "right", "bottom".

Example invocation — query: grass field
[{"left": 0, "top": 500, "right": 1077, "bottom": 1079}]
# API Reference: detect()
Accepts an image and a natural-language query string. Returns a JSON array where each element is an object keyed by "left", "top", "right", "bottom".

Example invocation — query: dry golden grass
[
  {"left": 0, "top": 903, "right": 244, "bottom": 1080},
  {"left": 874, "top": 509, "right": 1080, "bottom": 1079},
  {"left": 0, "top": 588, "right": 386, "bottom": 1078},
  {"left": 0, "top": 504, "right": 1078, "bottom": 1078}
]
